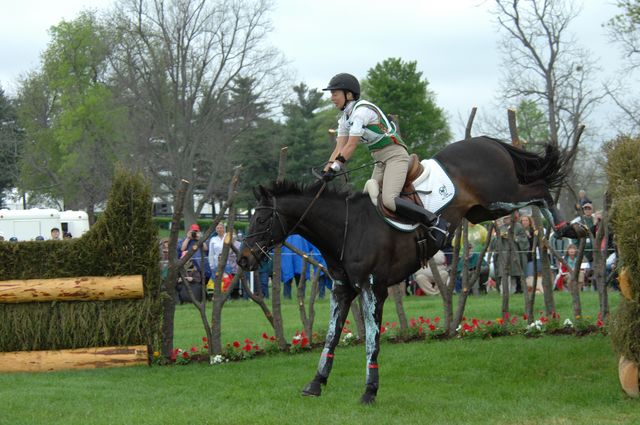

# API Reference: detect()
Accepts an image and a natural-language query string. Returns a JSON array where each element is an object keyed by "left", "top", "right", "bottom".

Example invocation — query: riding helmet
[{"left": 323, "top": 73, "right": 360, "bottom": 97}]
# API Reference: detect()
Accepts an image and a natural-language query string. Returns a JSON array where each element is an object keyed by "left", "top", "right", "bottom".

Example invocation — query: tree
[
  {"left": 0, "top": 87, "right": 22, "bottom": 208},
  {"left": 109, "top": 0, "right": 287, "bottom": 226},
  {"left": 362, "top": 58, "right": 451, "bottom": 159},
  {"left": 515, "top": 99, "right": 551, "bottom": 149},
  {"left": 281, "top": 83, "right": 334, "bottom": 183},
  {"left": 606, "top": 0, "right": 640, "bottom": 132},
  {"left": 16, "top": 12, "right": 125, "bottom": 221},
  {"left": 493, "top": 0, "right": 603, "bottom": 175}
]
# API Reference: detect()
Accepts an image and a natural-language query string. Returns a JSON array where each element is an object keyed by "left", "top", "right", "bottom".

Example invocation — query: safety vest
[{"left": 350, "top": 100, "right": 406, "bottom": 151}]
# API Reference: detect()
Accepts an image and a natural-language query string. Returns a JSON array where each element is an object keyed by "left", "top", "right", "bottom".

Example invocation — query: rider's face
[{"left": 330, "top": 90, "right": 347, "bottom": 109}]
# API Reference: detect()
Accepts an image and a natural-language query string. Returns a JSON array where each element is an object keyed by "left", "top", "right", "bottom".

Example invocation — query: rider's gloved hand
[{"left": 322, "top": 169, "right": 336, "bottom": 182}]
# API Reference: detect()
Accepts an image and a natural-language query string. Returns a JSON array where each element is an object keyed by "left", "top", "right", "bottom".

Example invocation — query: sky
[{"left": 0, "top": 0, "right": 627, "bottom": 140}]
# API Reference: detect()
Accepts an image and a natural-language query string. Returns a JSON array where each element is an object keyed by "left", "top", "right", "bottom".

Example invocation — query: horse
[{"left": 238, "top": 136, "right": 582, "bottom": 404}]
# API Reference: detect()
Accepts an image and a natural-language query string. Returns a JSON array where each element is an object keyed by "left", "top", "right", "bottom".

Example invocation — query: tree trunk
[
  {"left": 390, "top": 284, "right": 408, "bottom": 334},
  {"left": 442, "top": 225, "right": 462, "bottom": 335},
  {"left": 531, "top": 206, "right": 556, "bottom": 315},
  {"left": 270, "top": 147, "right": 289, "bottom": 351},
  {"left": 350, "top": 297, "right": 366, "bottom": 341},
  {"left": 570, "top": 239, "right": 586, "bottom": 318},
  {"left": 161, "top": 179, "right": 189, "bottom": 358}
]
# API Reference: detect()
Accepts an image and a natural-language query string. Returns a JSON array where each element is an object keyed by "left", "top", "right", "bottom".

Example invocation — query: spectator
[
  {"left": 257, "top": 255, "right": 273, "bottom": 299},
  {"left": 177, "top": 223, "right": 211, "bottom": 284},
  {"left": 35, "top": 236, "right": 45, "bottom": 241},
  {"left": 414, "top": 251, "right": 447, "bottom": 296},
  {"left": 571, "top": 203, "right": 596, "bottom": 290},
  {"left": 207, "top": 223, "right": 241, "bottom": 298},
  {"left": 575, "top": 189, "right": 592, "bottom": 214},
  {"left": 176, "top": 258, "right": 204, "bottom": 304},
  {"left": 519, "top": 215, "right": 538, "bottom": 280},
  {"left": 9, "top": 237, "right": 18, "bottom": 242},
  {"left": 208, "top": 222, "right": 226, "bottom": 274},
  {"left": 63, "top": 232, "right": 73, "bottom": 239},
  {"left": 455, "top": 244, "right": 489, "bottom": 294},
  {"left": 309, "top": 243, "right": 332, "bottom": 299},
  {"left": 50, "top": 227, "right": 61, "bottom": 240},
  {"left": 555, "top": 243, "right": 584, "bottom": 291},
  {"left": 490, "top": 215, "right": 528, "bottom": 294},
  {"left": 549, "top": 231, "right": 570, "bottom": 279},
  {"left": 0, "top": 232, "right": 4, "bottom": 241},
  {"left": 281, "top": 234, "right": 312, "bottom": 299}
]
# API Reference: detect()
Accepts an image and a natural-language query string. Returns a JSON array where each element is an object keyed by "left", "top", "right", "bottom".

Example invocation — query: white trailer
[
  {"left": 60, "top": 210, "right": 90, "bottom": 238},
  {"left": 0, "top": 209, "right": 61, "bottom": 241},
  {"left": 0, "top": 209, "right": 90, "bottom": 241}
]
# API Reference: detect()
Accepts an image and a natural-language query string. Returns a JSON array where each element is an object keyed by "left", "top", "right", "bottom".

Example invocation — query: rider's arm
[{"left": 325, "top": 135, "right": 359, "bottom": 171}]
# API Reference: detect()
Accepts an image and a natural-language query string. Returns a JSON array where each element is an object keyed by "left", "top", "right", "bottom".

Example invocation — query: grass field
[{"left": 2, "top": 291, "right": 638, "bottom": 425}]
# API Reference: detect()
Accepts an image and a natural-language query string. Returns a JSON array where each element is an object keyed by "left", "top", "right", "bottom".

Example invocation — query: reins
[{"left": 247, "top": 160, "right": 381, "bottom": 265}]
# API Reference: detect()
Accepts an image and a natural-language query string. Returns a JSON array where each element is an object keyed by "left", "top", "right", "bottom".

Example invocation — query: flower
[
  {"left": 233, "top": 341, "right": 240, "bottom": 348},
  {"left": 202, "top": 336, "right": 208, "bottom": 343},
  {"left": 211, "top": 354, "right": 225, "bottom": 365},
  {"left": 262, "top": 332, "right": 269, "bottom": 339},
  {"left": 563, "top": 319, "right": 573, "bottom": 327}
]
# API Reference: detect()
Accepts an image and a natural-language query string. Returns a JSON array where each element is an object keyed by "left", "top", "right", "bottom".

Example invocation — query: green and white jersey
[{"left": 337, "top": 100, "right": 405, "bottom": 151}]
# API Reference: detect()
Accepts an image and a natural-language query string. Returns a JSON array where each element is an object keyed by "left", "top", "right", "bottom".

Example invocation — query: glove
[{"left": 322, "top": 169, "right": 336, "bottom": 182}]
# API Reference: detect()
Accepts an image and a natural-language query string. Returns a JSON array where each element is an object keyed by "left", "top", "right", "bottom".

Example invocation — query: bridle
[{"left": 243, "top": 182, "right": 328, "bottom": 265}]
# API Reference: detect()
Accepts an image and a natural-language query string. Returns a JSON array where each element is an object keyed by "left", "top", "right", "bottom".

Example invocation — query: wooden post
[
  {"left": 0, "top": 275, "right": 143, "bottom": 303},
  {"left": 465, "top": 107, "right": 477, "bottom": 140},
  {"left": 0, "top": 345, "right": 148, "bottom": 373},
  {"left": 272, "top": 147, "right": 289, "bottom": 350}
]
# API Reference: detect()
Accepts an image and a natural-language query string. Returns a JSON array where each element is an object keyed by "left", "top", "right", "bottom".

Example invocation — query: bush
[{"left": 0, "top": 169, "right": 163, "bottom": 352}]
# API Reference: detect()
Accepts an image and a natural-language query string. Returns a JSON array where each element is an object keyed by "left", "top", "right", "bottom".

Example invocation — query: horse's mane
[{"left": 267, "top": 179, "right": 365, "bottom": 201}]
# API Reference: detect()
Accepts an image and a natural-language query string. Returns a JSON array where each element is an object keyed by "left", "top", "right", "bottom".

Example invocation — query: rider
[{"left": 321, "top": 72, "right": 447, "bottom": 246}]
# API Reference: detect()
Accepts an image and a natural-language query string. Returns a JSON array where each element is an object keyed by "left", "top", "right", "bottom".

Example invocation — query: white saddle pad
[{"left": 363, "top": 159, "right": 455, "bottom": 232}]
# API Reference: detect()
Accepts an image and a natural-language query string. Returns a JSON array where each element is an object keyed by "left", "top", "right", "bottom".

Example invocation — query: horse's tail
[{"left": 497, "top": 140, "right": 567, "bottom": 191}]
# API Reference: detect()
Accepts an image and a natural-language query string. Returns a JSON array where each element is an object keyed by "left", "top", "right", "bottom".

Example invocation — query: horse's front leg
[
  {"left": 301, "top": 281, "right": 356, "bottom": 397},
  {"left": 360, "top": 281, "right": 387, "bottom": 404}
]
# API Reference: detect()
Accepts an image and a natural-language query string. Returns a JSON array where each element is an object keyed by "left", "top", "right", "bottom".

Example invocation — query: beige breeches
[{"left": 370, "top": 144, "right": 409, "bottom": 211}]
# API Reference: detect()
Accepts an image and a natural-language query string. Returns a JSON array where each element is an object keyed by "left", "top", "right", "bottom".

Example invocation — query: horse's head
[{"left": 237, "top": 185, "right": 288, "bottom": 271}]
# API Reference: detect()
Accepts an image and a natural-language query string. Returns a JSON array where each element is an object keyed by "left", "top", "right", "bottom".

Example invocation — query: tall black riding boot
[
  {"left": 394, "top": 197, "right": 438, "bottom": 226},
  {"left": 394, "top": 198, "right": 449, "bottom": 250}
]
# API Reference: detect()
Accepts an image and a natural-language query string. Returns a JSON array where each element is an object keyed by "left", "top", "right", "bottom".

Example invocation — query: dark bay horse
[{"left": 238, "top": 136, "right": 582, "bottom": 404}]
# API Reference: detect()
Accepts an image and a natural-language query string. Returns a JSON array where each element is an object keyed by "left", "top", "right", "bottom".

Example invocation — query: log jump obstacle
[{"left": 0, "top": 275, "right": 148, "bottom": 373}]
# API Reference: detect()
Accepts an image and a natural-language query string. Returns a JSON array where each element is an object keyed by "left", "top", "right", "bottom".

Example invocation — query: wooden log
[
  {"left": 0, "top": 275, "right": 144, "bottom": 303},
  {"left": 619, "top": 355, "right": 640, "bottom": 398},
  {"left": 0, "top": 345, "right": 149, "bottom": 373}
]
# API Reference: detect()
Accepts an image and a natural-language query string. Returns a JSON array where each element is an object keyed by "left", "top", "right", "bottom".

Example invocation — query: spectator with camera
[{"left": 177, "top": 223, "right": 211, "bottom": 284}]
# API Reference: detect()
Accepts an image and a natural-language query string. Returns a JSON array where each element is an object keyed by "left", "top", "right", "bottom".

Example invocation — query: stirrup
[{"left": 427, "top": 217, "right": 449, "bottom": 249}]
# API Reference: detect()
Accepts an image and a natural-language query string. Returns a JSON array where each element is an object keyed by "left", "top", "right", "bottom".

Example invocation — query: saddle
[{"left": 374, "top": 154, "right": 425, "bottom": 223}]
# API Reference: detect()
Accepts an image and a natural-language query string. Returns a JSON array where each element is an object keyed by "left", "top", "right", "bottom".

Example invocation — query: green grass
[{"left": 2, "top": 292, "right": 637, "bottom": 425}]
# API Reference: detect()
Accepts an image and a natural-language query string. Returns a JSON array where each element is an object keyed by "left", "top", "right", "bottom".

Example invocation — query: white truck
[{"left": 0, "top": 209, "right": 89, "bottom": 241}]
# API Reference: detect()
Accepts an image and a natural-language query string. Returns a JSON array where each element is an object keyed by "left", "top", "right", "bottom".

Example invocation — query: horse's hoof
[
  {"left": 301, "top": 381, "right": 322, "bottom": 397},
  {"left": 360, "top": 392, "right": 376, "bottom": 405}
]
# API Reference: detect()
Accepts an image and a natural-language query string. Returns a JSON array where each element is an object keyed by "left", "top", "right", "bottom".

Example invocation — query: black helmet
[{"left": 323, "top": 73, "right": 360, "bottom": 97}]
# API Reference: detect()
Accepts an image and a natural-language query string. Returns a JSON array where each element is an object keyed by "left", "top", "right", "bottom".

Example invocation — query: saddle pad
[
  {"left": 368, "top": 159, "right": 455, "bottom": 232},
  {"left": 414, "top": 159, "right": 456, "bottom": 213}
]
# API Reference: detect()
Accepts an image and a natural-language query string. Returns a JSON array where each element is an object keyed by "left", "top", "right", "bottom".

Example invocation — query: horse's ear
[
  {"left": 254, "top": 185, "right": 271, "bottom": 201},
  {"left": 252, "top": 186, "right": 262, "bottom": 201}
]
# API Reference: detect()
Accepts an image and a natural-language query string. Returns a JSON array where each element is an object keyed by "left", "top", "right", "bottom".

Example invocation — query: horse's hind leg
[
  {"left": 301, "top": 282, "right": 356, "bottom": 397},
  {"left": 359, "top": 282, "right": 388, "bottom": 405}
]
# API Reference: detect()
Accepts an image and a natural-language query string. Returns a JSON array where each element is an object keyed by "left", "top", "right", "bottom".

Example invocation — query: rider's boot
[{"left": 394, "top": 198, "right": 449, "bottom": 249}]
